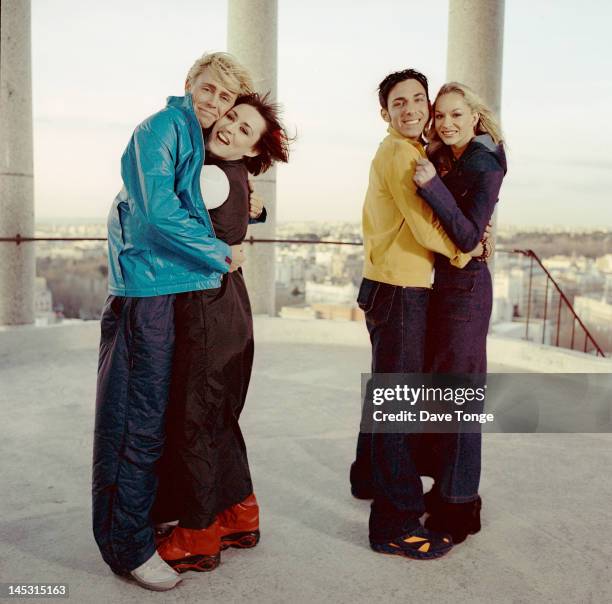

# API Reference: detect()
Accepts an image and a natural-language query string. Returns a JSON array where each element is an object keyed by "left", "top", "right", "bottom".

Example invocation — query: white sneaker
[{"left": 130, "top": 551, "right": 181, "bottom": 591}]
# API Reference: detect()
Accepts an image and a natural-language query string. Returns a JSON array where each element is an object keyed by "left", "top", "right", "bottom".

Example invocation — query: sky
[{"left": 30, "top": 0, "right": 612, "bottom": 228}]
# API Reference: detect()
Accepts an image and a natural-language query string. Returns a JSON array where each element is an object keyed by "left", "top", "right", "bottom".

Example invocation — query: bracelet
[{"left": 477, "top": 239, "right": 490, "bottom": 262}]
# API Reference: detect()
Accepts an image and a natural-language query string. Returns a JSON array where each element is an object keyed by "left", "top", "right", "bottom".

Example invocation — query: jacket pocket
[
  {"left": 100, "top": 296, "right": 126, "bottom": 342},
  {"left": 110, "top": 296, "right": 126, "bottom": 317},
  {"left": 118, "top": 249, "right": 156, "bottom": 286}
]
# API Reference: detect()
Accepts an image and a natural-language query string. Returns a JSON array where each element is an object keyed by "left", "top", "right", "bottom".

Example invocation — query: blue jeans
[
  {"left": 352, "top": 278, "right": 431, "bottom": 542},
  {"left": 423, "top": 260, "right": 492, "bottom": 502}
]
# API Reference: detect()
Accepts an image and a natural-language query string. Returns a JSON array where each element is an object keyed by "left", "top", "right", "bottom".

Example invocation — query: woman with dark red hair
[{"left": 152, "top": 93, "right": 290, "bottom": 573}]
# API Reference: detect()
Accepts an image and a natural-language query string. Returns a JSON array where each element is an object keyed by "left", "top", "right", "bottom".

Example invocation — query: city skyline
[
  {"left": 33, "top": 217, "right": 612, "bottom": 354},
  {"left": 33, "top": 216, "right": 612, "bottom": 233},
  {"left": 31, "top": 0, "right": 612, "bottom": 227}
]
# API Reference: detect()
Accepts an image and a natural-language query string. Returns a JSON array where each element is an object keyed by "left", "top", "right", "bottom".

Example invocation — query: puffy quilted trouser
[{"left": 92, "top": 294, "right": 175, "bottom": 573}]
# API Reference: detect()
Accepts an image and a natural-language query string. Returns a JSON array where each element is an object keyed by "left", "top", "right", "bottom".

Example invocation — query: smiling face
[
  {"left": 382, "top": 78, "right": 429, "bottom": 142},
  {"left": 434, "top": 92, "right": 478, "bottom": 152},
  {"left": 186, "top": 67, "right": 238, "bottom": 129},
  {"left": 206, "top": 103, "right": 267, "bottom": 161}
]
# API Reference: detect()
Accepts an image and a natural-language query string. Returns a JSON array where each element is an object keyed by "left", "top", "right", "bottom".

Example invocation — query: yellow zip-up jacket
[{"left": 363, "top": 126, "right": 471, "bottom": 287}]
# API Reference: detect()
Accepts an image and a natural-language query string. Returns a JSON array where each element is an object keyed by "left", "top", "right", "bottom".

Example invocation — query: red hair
[{"left": 234, "top": 92, "right": 291, "bottom": 175}]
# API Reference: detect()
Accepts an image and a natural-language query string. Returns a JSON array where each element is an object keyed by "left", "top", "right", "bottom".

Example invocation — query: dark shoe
[
  {"left": 425, "top": 496, "right": 482, "bottom": 545},
  {"left": 217, "top": 493, "right": 260, "bottom": 550},
  {"left": 370, "top": 525, "right": 453, "bottom": 560},
  {"left": 350, "top": 462, "right": 374, "bottom": 500},
  {"left": 157, "top": 520, "right": 221, "bottom": 573},
  {"left": 423, "top": 487, "right": 441, "bottom": 515}
]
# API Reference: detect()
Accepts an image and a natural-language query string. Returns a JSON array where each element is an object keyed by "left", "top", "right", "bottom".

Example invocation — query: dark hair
[
  {"left": 233, "top": 92, "right": 290, "bottom": 175},
  {"left": 378, "top": 68, "right": 430, "bottom": 110}
]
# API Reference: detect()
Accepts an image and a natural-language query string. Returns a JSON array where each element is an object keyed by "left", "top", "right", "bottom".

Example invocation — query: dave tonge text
[{"left": 373, "top": 410, "right": 495, "bottom": 424}]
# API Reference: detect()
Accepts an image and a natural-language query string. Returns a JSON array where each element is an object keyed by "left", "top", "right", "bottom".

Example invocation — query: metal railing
[
  {"left": 1, "top": 235, "right": 607, "bottom": 357},
  {"left": 514, "top": 249, "right": 605, "bottom": 357},
  {"left": 0, "top": 234, "right": 107, "bottom": 243}
]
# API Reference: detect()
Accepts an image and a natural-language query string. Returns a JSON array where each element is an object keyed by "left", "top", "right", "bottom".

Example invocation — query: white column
[
  {"left": 447, "top": 0, "right": 505, "bottom": 117},
  {"left": 0, "top": 0, "right": 35, "bottom": 325},
  {"left": 447, "top": 0, "right": 505, "bottom": 276},
  {"left": 228, "top": 0, "right": 278, "bottom": 316}
]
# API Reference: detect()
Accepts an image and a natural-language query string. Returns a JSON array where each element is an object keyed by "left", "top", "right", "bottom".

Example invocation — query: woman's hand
[
  {"left": 413, "top": 158, "right": 437, "bottom": 187},
  {"left": 248, "top": 177, "right": 264, "bottom": 219},
  {"left": 469, "top": 241, "right": 484, "bottom": 258},
  {"left": 470, "top": 222, "right": 495, "bottom": 262},
  {"left": 229, "top": 244, "right": 245, "bottom": 272}
]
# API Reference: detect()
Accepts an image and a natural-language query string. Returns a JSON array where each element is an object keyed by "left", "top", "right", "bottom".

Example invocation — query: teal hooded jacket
[{"left": 107, "top": 94, "right": 232, "bottom": 297}]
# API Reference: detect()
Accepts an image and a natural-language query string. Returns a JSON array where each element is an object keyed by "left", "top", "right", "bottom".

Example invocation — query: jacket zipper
[{"left": 188, "top": 95, "right": 218, "bottom": 239}]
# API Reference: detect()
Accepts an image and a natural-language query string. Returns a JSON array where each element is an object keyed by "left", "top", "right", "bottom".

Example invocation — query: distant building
[
  {"left": 491, "top": 318, "right": 553, "bottom": 346},
  {"left": 34, "top": 277, "right": 58, "bottom": 326},
  {"left": 492, "top": 268, "right": 524, "bottom": 323},
  {"left": 574, "top": 296, "right": 612, "bottom": 330},
  {"left": 305, "top": 281, "right": 358, "bottom": 306},
  {"left": 595, "top": 255, "right": 612, "bottom": 273},
  {"left": 574, "top": 296, "right": 612, "bottom": 353},
  {"left": 311, "top": 304, "right": 363, "bottom": 321},
  {"left": 278, "top": 303, "right": 363, "bottom": 322},
  {"left": 35, "top": 277, "right": 52, "bottom": 313},
  {"left": 278, "top": 305, "right": 316, "bottom": 320},
  {"left": 275, "top": 252, "right": 306, "bottom": 286}
]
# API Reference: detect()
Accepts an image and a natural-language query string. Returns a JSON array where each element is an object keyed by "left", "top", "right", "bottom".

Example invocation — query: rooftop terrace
[{"left": 1, "top": 318, "right": 611, "bottom": 603}]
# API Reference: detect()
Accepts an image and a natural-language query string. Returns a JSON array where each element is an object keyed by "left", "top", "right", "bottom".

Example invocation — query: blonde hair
[
  {"left": 427, "top": 81, "right": 504, "bottom": 145},
  {"left": 185, "top": 52, "right": 254, "bottom": 96}
]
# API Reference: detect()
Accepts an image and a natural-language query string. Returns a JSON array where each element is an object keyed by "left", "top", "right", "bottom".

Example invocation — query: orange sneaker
[
  {"left": 217, "top": 493, "right": 260, "bottom": 550},
  {"left": 157, "top": 519, "right": 221, "bottom": 573}
]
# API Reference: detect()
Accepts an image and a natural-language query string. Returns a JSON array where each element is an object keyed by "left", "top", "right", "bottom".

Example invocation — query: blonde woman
[{"left": 413, "top": 82, "right": 506, "bottom": 545}]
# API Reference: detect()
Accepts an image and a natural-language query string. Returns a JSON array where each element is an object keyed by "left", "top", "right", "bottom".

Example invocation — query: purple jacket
[{"left": 418, "top": 134, "right": 506, "bottom": 256}]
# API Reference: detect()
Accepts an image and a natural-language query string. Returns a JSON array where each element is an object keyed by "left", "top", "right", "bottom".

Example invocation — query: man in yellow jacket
[{"left": 351, "top": 69, "right": 481, "bottom": 560}]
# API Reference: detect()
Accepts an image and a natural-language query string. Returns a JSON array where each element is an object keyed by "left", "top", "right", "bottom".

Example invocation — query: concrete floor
[{"left": 1, "top": 320, "right": 611, "bottom": 603}]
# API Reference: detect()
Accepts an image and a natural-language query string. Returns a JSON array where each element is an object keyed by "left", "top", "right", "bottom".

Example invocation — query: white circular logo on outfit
[{"left": 200, "top": 164, "right": 230, "bottom": 209}]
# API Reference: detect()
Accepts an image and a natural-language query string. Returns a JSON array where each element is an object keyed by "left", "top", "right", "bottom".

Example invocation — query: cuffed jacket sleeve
[
  {"left": 248, "top": 206, "right": 267, "bottom": 225},
  {"left": 386, "top": 143, "right": 471, "bottom": 269},
  {"left": 418, "top": 156, "right": 504, "bottom": 253},
  {"left": 122, "top": 113, "right": 232, "bottom": 273}
]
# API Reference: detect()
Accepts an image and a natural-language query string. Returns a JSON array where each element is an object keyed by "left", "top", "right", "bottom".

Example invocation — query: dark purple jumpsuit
[
  {"left": 417, "top": 134, "right": 506, "bottom": 502},
  {"left": 153, "top": 156, "right": 258, "bottom": 528}
]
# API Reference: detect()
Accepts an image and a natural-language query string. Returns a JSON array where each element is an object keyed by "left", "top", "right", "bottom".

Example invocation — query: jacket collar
[
  {"left": 463, "top": 134, "right": 507, "bottom": 173},
  {"left": 166, "top": 93, "right": 195, "bottom": 114},
  {"left": 165, "top": 94, "right": 205, "bottom": 148}
]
